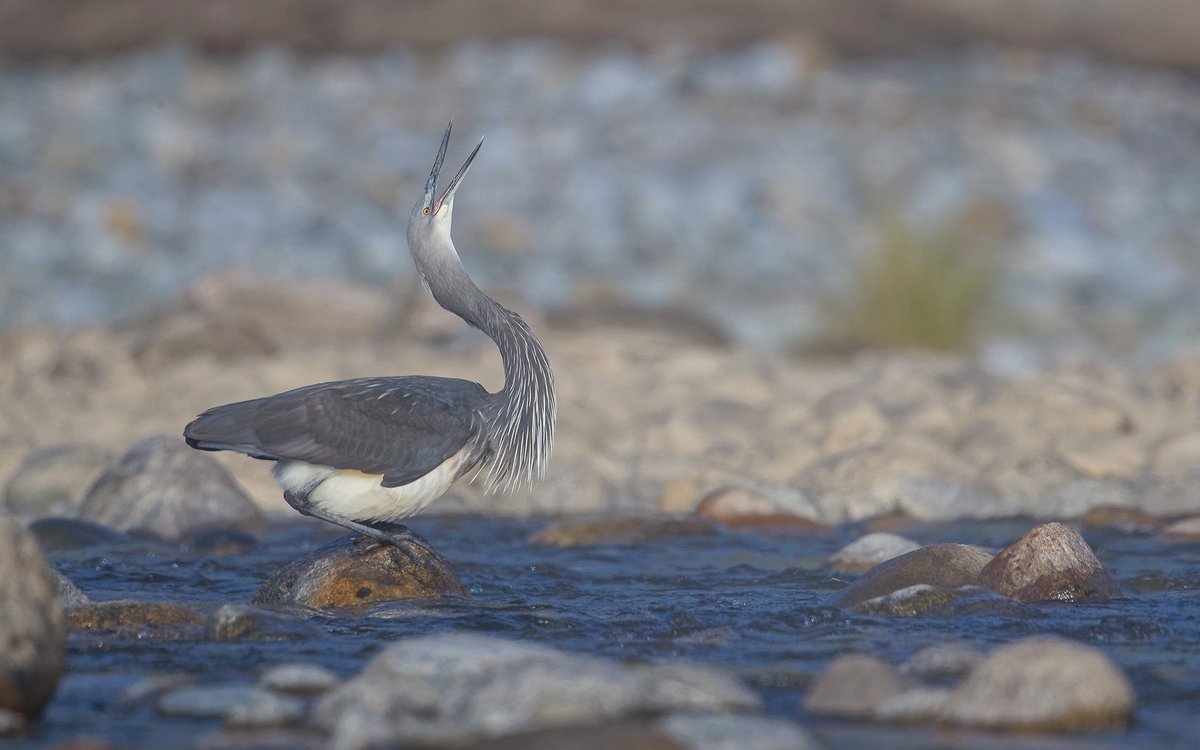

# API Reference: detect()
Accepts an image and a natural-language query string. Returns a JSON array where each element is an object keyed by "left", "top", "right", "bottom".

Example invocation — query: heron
[{"left": 184, "top": 121, "right": 555, "bottom": 548}]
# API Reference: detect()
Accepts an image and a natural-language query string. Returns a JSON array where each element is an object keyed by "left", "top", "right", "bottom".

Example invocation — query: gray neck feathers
[{"left": 415, "top": 247, "right": 556, "bottom": 493}]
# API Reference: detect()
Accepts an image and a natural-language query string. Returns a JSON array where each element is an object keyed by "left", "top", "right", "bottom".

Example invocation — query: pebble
[
  {"left": 530, "top": 516, "right": 717, "bottom": 546},
  {"left": 2, "top": 443, "right": 111, "bottom": 518},
  {"left": 942, "top": 637, "right": 1135, "bottom": 732},
  {"left": 978, "top": 522, "right": 1120, "bottom": 602},
  {"left": 315, "top": 633, "right": 759, "bottom": 749},
  {"left": 251, "top": 533, "right": 468, "bottom": 609},
  {"left": 694, "top": 484, "right": 827, "bottom": 531},
  {"left": 829, "top": 543, "right": 995, "bottom": 610},
  {"left": 0, "top": 517, "right": 65, "bottom": 718},
  {"left": 204, "top": 604, "right": 316, "bottom": 642},
  {"left": 259, "top": 664, "right": 340, "bottom": 695},
  {"left": 224, "top": 688, "right": 306, "bottom": 729},
  {"left": 802, "top": 653, "right": 906, "bottom": 718},
  {"left": 78, "top": 435, "right": 263, "bottom": 542},
  {"left": 824, "top": 532, "right": 921, "bottom": 571},
  {"left": 157, "top": 685, "right": 257, "bottom": 719},
  {"left": 657, "top": 712, "right": 823, "bottom": 750}
]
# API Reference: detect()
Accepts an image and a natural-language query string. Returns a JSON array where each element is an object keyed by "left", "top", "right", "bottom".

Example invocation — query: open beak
[{"left": 427, "top": 120, "right": 483, "bottom": 215}]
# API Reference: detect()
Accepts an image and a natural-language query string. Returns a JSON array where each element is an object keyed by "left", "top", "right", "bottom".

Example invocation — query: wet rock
[
  {"left": 251, "top": 534, "right": 467, "bottom": 609},
  {"left": 66, "top": 601, "right": 205, "bottom": 639},
  {"left": 315, "top": 633, "right": 758, "bottom": 749},
  {"left": 829, "top": 543, "right": 994, "bottom": 610},
  {"left": 78, "top": 435, "right": 262, "bottom": 542},
  {"left": 824, "top": 532, "right": 921, "bottom": 572},
  {"left": 899, "top": 642, "right": 983, "bottom": 683},
  {"left": 530, "top": 516, "right": 717, "bottom": 546},
  {"left": 943, "top": 637, "right": 1134, "bottom": 732},
  {"left": 1159, "top": 515, "right": 1200, "bottom": 543},
  {"left": 802, "top": 653, "right": 906, "bottom": 718},
  {"left": 28, "top": 516, "right": 130, "bottom": 552},
  {"left": 53, "top": 570, "right": 89, "bottom": 608},
  {"left": 658, "top": 712, "right": 822, "bottom": 750},
  {"left": 204, "top": 604, "right": 316, "bottom": 642},
  {"left": 3, "top": 443, "right": 111, "bottom": 518},
  {"left": 224, "top": 688, "right": 306, "bottom": 729},
  {"left": 157, "top": 684, "right": 256, "bottom": 718},
  {"left": 853, "top": 583, "right": 981, "bottom": 617},
  {"left": 259, "top": 664, "right": 340, "bottom": 695},
  {"left": 0, "top": 517, "right": 65, "bottom": 718},
  {"left": 694, "top": 483, "right": 827, "bottom": 531},
  {"left": 978, "top": 522, "right": 1119, "bottom": 602}
]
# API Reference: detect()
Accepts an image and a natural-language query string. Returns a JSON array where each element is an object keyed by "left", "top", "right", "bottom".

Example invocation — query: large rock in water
[
  {"left": 78, "top": 435, "right": 262, "bottom": 542},
  {"left": 978, "top": 522, "right": 1120, "bottom": 602},
  {"left": 314, "top": 633, "right": 759, "bottom": 750},
  {"left": 252, "top": 534, "right": 468, "bottom": 609},
  {"left": 0, "top": 517, "right": 65, "bottom": 718},
  {"left": 830, "top": 543, "right": 995, "bottom": 610}
]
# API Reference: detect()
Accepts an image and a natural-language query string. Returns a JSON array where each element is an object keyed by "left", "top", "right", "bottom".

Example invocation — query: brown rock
[
  {"left": 79, "top": 435, "right": 263, "bottom": 542},
  {"left": 1159, "top": 515, "right": 1200, "bottom": 543},
  {"left": 66, "top": 601, "right": 205, "bottom": 639},
  {"left": 0, "top": 517, "right": 65, "bottom": 718},
  {"left": 1079, "top": 505, "right": 1163, "bottom": 533},
  {"left": 531, "top": 516, "right": 717, "bottom": 547},
  {"left": 978, "top": 522, "right": 1119, "bottom": 602},
  {"left": 943, "top": 637, "right": 1134, "bottom": 732},
  {"left": 854, "top": 584, "right": 975, "bottom": 617},
  {"left": 830, "top": 543, "right": 995, "bottom": 610},
  {"left": 694, "top": 483, "right": 827, "bottom": 531},
  {"left": 802, "top": 654, "right": 906, "bottom": 718},
  {"left": 252, "top": 534, "right": 467, "bottom": 609}
]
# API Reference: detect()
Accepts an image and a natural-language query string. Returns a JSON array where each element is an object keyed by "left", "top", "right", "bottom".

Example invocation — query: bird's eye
[{"left": 423, "top": 206, "right": 431, "bottom": 216}]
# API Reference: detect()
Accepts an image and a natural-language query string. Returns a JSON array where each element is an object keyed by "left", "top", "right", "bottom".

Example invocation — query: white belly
[{"left": 271, "top": 447, "right": 471, "bottom": 523}]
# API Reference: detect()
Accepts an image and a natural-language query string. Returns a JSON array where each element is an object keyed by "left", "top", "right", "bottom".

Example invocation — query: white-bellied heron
[{"left": 184, "top": 121, "right": 555, "bottom": 547}]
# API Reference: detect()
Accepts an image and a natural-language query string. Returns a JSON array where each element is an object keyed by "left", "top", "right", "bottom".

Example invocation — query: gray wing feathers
[{"left": 184, "top": 377, "right": 487, "bottom": 488}]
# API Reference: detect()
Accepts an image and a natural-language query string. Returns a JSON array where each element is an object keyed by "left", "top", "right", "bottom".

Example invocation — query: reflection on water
[{"left": 25, "top": 516, "right": 1200, "bottom": 749}]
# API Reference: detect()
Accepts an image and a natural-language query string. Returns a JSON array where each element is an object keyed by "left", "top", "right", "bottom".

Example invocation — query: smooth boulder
[
  {"left": 802, "top": 653, "right": 906, "bottom": 718},
  {"left": 830, "top": 543, "right": 994, "bottom": 610},
  {"left": 252, "top": 534, "right": 468, "bottom": 609},
  {"left": 943, "top": 637, "right": 1134, "bottom": 731},
  {"left": 978, "top": 522, "right": 1119, "bottom": 602},
  {"left": 78, "top": 435, "right": 262, "bottom": 542},
  {"left": 315, "top": 633, "right": 759, "bottom": 749},
  {"left": 0, "top": 517, "right": 65, "bottom": 718}
]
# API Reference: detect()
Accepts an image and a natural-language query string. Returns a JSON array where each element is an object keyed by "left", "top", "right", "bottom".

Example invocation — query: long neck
[{"left": 415, "top": 246, "right": 556, "bottom": 492}]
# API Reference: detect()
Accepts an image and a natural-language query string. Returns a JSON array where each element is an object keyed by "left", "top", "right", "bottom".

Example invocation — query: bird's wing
[{"left": 184, "top": 378, "right": 487, "bottom": 488}]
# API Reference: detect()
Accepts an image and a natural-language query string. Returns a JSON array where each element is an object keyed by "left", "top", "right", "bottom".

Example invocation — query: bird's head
[{"left": 409, "top": 120, "right": 483, "bottom": 242}]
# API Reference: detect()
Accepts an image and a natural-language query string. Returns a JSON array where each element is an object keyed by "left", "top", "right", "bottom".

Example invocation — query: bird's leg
[{"left": 283, "top": 490, "right": 414, "bottom": 549}]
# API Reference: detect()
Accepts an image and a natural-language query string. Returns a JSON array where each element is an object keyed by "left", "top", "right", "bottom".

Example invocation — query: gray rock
[
  {"left": 658, "top": 712, "right": 822, "bottom": 750},
  {"left": 224, "top": 688, "right": 306, "bottom": 728},
  {"left": 259, "top": 664, "right": 340, "bottom": 695},
  {"left": 3, "top": 443, "right": 111, "bottom": 518},
  {"left": 78, "top": 435, "right": 262, "bottom": 542},
  {"left": 943, "top": 637, "right": 1135, "bottom": 732},
  {"left": 52, "top": 570, "right": 90, "bottom": 608},
  {"left": 315, "top": 633, "right": 759, "bottom": 750},
  {"left": 157, "top": 685, "right": 257, "bottom": 718},
  {"left": 205, "top": 604, "right": 316, "bottom": 642},
  {"left": 899, "top": 642, "right": 984, "bottom": 682},
  {"left": 251, "top": 534, "right": 467, "bottom": 610},
  {"left": 824, "top": 533, "right": 921, "bottom": 572},
  {"left": 876, "top": 687, "right": 953, "bottom": 724},
  {"left": 978, "top": 522, "right": 1120, "bottom": 602},
  {"left": 0, "top": 517, "right": 65, "bottom": 718},
  {"left": 802, "top": 653, "right": 906, "bottom": 718},
  {"left": 829, "top": 543, "right": 995, "bottom": 610}
]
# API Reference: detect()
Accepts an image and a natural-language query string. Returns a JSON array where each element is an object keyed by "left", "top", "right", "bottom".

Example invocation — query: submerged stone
[
  {"left": 978, "top": 522, "right": 1119, "bottom": 602},
  {"left": 829, "top": 543, "right": 994, "bottom": 610},
  {"left": 251, "top": 533, "right": 467, "bottom": 609},
  {"left": 66, "top": 601, "right": 205, "bottom": 639},
  {"left": 204, "top": 604, "right": 315, "bottom": 642}
]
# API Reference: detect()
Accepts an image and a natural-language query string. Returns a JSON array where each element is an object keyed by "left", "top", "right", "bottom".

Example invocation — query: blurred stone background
[{"left": 1, "top": 0, "right": 1198, "bottom": 520}]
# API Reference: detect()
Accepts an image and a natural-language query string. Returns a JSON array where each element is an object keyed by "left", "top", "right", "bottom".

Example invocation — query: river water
[{"left": 20, "top": 516, "right": 1200, "bottom": 748}]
